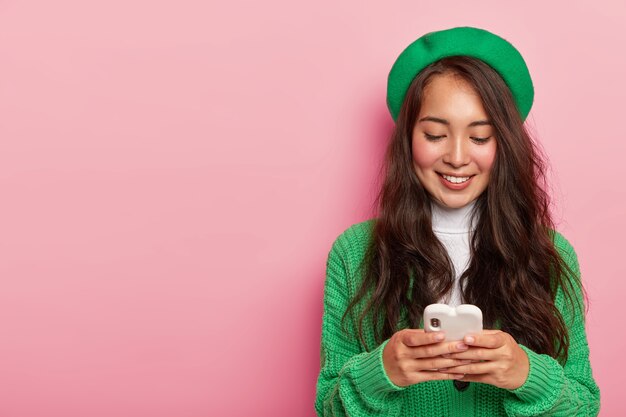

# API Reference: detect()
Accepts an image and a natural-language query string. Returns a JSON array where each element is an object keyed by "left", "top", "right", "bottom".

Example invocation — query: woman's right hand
[{"left": 382, "top": 329, "right": 472, "bottom": 387}]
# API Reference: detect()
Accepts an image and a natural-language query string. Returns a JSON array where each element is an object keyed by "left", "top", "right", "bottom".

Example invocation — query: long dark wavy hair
[{"left": 342, "top": 56, "right": 584, "bottom": 363}]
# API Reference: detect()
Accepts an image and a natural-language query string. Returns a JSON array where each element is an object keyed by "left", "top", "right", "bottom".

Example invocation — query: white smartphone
[{"left": 424, "top": 304, "right": 483, "bottom": 342}]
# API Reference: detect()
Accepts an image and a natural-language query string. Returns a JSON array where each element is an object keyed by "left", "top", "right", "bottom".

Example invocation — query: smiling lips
[{"left": 437, "top": 172, "right": 475, "bottom": 189}]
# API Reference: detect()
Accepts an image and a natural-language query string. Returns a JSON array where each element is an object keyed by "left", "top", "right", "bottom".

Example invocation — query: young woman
[{"left": 315, "top": 27, "right": 600, "bottom": 416}]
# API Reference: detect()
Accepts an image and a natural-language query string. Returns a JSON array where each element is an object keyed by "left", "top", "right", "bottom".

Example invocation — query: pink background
[{"left": 0, "top": 1, "right": 623, "bottom": 416}]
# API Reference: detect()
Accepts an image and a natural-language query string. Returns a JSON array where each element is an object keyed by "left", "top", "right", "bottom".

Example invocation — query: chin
[{"left": 436, "top": 196, "right": 474, "bottom": 209}]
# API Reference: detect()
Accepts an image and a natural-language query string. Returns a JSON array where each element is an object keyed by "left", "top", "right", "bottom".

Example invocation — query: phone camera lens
[{"left": 430, "top": 318, "right": 440, "bottom": 328}]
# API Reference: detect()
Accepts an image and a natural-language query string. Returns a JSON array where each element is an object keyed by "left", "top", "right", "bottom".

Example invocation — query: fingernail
[
  {"left": 465, "top": 336, "right": 475, "bottom": 344},
  {"left": 435, "top": 333, "right": 445, "bottom": 341},
  {"left": 456, "top": 343, "right": 468, "bottom": 350},
  {"left": 454, "top": 374, "right": 464, "bottom": 379}
]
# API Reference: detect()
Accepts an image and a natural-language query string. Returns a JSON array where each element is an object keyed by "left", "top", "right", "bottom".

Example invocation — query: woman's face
[{"left": 411, "top": 73, "right": 497, "bottom": 209}]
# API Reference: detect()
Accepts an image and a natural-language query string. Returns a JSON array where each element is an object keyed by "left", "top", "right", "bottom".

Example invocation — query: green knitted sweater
[{"left": 315, "top": 219, "right": 600, "bottom": 416}]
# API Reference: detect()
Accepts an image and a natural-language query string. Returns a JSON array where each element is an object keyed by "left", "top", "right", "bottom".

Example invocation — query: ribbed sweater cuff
[
  {"left": 351, "top": 338, "right": 408, "bottom": 399},
  {"left": 510, "top": 344, "right": 563, "bottom": 404}
]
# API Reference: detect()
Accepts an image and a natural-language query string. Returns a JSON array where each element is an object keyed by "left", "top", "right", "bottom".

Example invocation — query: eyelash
[{"left": 424, "top": 133, "right": 491, "bottom": 144}]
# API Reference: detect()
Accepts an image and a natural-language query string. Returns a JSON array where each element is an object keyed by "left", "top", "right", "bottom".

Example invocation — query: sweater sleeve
[
  {"left": 503, "top": 238, "right": 601, "bottom": 416},
  {"left": 314, "top": 234, "right": 408, "bottom": 416}
]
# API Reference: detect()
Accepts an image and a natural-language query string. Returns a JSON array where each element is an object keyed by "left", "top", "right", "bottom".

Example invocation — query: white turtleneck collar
[
  {"left": 430, "top": 198, "right": 480, "bottom": 306},
  {"left": 430, "top": 198, "right": 479, "bottom": 234}
]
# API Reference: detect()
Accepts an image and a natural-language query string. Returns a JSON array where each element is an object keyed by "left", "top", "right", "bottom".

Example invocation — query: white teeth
[{"left": 442, "top": 174, "right": 471, "bottom": 184}]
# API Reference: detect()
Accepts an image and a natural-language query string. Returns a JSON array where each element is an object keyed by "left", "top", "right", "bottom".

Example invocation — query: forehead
[{"left": 419, "top": 74, "right": 489, "bottom": 122}]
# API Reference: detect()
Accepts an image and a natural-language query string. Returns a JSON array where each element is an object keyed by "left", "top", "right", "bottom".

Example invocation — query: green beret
[{"left": 386, "top": 26, "right": 534, "bottom": 122}]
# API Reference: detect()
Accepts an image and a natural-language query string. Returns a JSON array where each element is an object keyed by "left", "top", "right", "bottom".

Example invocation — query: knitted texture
[
  {"left": 314, "top": 219, "right": 600, "bottom": 416},
  {"left": 386, "top": 26, "right": 534, "bottom": 122}
]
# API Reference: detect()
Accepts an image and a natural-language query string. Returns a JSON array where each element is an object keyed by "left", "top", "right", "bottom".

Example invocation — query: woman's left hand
[{"left": 437, "top": 329, "right": 530, "bottom": 390}]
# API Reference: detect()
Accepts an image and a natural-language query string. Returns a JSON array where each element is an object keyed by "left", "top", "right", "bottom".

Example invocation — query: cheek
[
  {"left": 412, "top": 140, "right": 439, "bottom": 170},
  {"left": 476, "top": 142, "right": 497, "bottom": 173}
]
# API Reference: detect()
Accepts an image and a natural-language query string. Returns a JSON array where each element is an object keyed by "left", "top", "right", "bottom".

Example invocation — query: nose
[{"left": 442, "top": 137, "right": 470, "bottom": 168}]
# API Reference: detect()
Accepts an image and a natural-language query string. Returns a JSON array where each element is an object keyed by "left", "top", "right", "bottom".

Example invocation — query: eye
[
  {"left": 471, "top": 136, "right": 492, "bottom": 144},
  {"left": 424, "top": 133, "right": 445, "bottom": 141}
]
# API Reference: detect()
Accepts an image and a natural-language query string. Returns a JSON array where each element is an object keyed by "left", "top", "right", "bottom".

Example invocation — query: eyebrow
[{"left": 418, "top": 116, "right": 492, "bottom": 127}]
